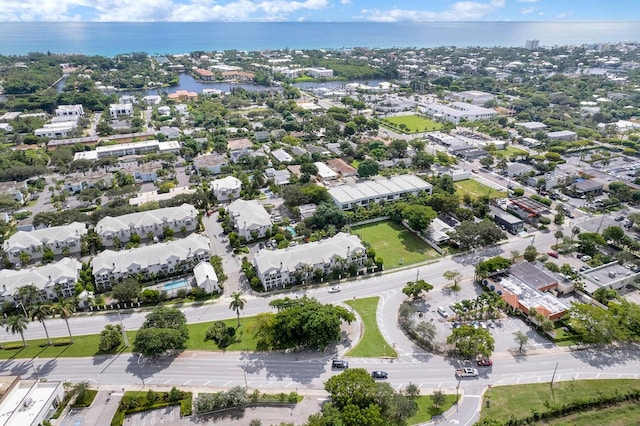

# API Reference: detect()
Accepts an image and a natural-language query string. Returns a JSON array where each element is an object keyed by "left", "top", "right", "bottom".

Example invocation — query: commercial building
[
  {"left": 55, "top": 104, "right": 84, "bottom": 119},
  {"left": 0, "top": 377, "right": 64, "bottom": 426},
  {"left": 253, "top": 232, "right": 367, "bottom": 291},
  {"left": 0, "top": 257, "right": 82, "bottom": 302},
  {"left": 306, "top": 67, "right": 334, "bottom": 78},
  {"left": 494, "top": 212, "right": 525, "bottom": 235},
  {"left": 328, "top": 175, "right": 433, "bottom": 210},
  {"left": 95, "top": 204, "right": 198, "bottom": 247},
  {"left": 580, "top": 262, "right": 640, "bottom": 294},
  {"left": 73, "top": 140, "right": 180, "bottom": 161},
  {"left": 546, "top": 130, "right": 577, "bottom": 141},
  {"left": 92, "top": 233, "right": 211, "bottom": 289},
  {"left": 525, "top": 39, "right": 540, "bottom": 50},
  {"left": 419, "top": 101, "right": 497, "bottom": 123},
  {"left": 3, "top": 222, "right": 87, "bottom": 265},
  {"left": 34, "top": 121, "right": 77, "bottom": 139},
  {"left": 227, "top": 199, "right": 272, "bottom": 241}
]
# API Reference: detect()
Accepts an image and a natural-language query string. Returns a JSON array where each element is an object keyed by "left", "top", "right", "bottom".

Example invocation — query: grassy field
[
  {"left": 408, "top": 394, "right": 458, "bottom": 424},
  {"left": 455, "top": 179, "right": 507, "bottom": 200},
  {"left": 479, "top": 379, "right": 640, "bottom": 424},
  {"left": 544, "top": 400, "right": 640, "bottom": 425},
  {"left": 381, "top": 115, "right": 443, "bottom": 133},
  {"left": 344, "top": 297, "right": 397, "bottom": 358},
  {"left": 352, "top": 221, "right": 439, "bottom": 269},
  {"left": 0, "top": 315, "right": 261, "bottom": 359}
]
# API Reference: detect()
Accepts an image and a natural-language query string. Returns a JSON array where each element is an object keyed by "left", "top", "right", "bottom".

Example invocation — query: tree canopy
[
  {"left": 449, "top": 219, "right": 506, "bottom": 251},
  {"left": 446, "top": 324, "right": 495, "bottom": 359},
  {"left": 133, "top": 307, "right": 189, "bottom": 356}
]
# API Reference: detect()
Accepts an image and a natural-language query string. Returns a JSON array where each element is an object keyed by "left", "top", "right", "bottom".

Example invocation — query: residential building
[
  {"left": 227, "top": 199, "right": 272, "bottom": 241},
  {"left": 222, "top": 71, "right": 255, "bottom": 82},
  {"left": 133, "top": 161, "right": 161, "bottom": 183},
  {"left": 192, "top": 153, "right": 229, "bottom": 175},
  {"left": 95, "top": 203, "right": 198, "bottom": 246},
  {"left": 73, "top": 140, "right": 180, "bottom": 161},
  {"left": 315, "top": 162, "right": 339, "bottom": 181},
  {"left": 193, "top": 261, "right": 220, "bottom": 293},
  {"left": 525, "top": 39, "right": 540, "bottom": 50},
  {"left": 0, "top": 377, "right": 64, "bottom": 426},
  {"left": 0, "top": 181, "right": 27, "bottom": 203},
  {"left": 63, "top": 171, "right": 113, "bottom": 193},
  {"left": 428, "top": 218, "right": 454, "bottom": 244},
  {"left": 195, "top": 68, "right": 215, "bottom": 81},
  {"left": 55, "top": 104, "right": 84, "bottom": 119},
  {"left": 47, "top": 135, "right": 98, "bottom": 150},
  {"left": 306, "top": 67, "right": 334, "bottom": 78},
  {"left": 419, "top": 101, "right": 497, "bottom": 123},
  {"left": 253, "top": 232, "right": 367, "bottom": 291},
  {"left": 168, "top": 90, "right": 198, "bottom": 101},
  {"left": 142, "top": 95, "right": 162, "bottom": 105},
  {"left": 92, "top": 233, "right": 212, "bottom": 289},
  {"left": 264, "top": 168, "right": 291, "bottom": 186},
  {"left": 516, "top": 121, "right": 547, "bottom": 131},
  {"left": 327, "top": 158, "right": 357, "bottom": 178},
  {"left": 3, "top": 222, "right": 87, "bottom": 265},
  {"left": 271, "top": 148, "right": 293, "bottom": 163},
  {"left": 34, "top": 122, "right": 77, "bottom": 139},
  {"left": 0, "top": 257, "right": 82, "bottom": 302},
  {"left": 211, "top": 176, "right": 242, "bottom": 201},
  {"left": 129, "top": 186, "right": 196, "bottom": 206},
  {"left": 109, "top": 103, "right": 133, "bottom": 119},
  {"left": 328, "top": 174, "right": 433, "bottom": 210}
]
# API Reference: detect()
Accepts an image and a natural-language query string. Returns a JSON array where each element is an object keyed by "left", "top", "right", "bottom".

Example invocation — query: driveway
[{"left": 60, "top": 390, "right": 122, "bottom": 426}]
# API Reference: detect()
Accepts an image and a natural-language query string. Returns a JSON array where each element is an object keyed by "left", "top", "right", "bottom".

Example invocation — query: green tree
[
  {"left": 17, "top": 284, "right": 40, "bottom": 307},
  {"left": 99, "top": 324, "right": 123, "bottom": 352},
  {"left": 5, "top": 315, "right": 28, "bottom": 348},
  {"left": 133, "top": 307, "right": 189, "bottom": 356},
  {"left": 402, "top": 280, "right": 434, "bottom": 300},
  {"left": 602, "top": 225, "right": 624, "bottom": 244},
  {"left": 324, "top": 368, "right": 377, "bottom": 410},
  {"left": 553, "top": 230, "right": 564, "bottom": 248},
  {"left": 523, "top": 245, "right": 538, "bottom": 262},
  {"left": 357, "top": 159, "right": 379, "bottom": 178},
  {"left": 402, "top": 204, "right": 436, "bottom": 233},
  {"left": 443, "top": 271, "right": 462, "bottom": 290},
  {"left": 449, "top": 220, "right": 506, "bottom": 250},
  {"left": 112, "top": 278, "right": 141, "bottom": 303},
  {"left": 431, "top": 389, "right": 446, "bottom": 408},
  {"left": 54, "top": 300, "right": 76, "bottom": 343},
  {"left": 512, "top": 330, "right": 529, "bottom": 352},
  {"left": 446, "top": 324, "right": 495, "bottom": 359},
  {"left": 229, "top": 292, "right": 246, "bottom": 328},
  {"left": 30, "top": 303, "right": 53, "bottom": 346}
]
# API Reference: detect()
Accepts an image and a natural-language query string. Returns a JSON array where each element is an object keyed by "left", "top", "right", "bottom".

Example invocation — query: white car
[
  {"left": 328, "top": 286, "right": 341, "bottom": 293},
  {"left": 437, "top": 306, "right": 449, "bottom": 318}
]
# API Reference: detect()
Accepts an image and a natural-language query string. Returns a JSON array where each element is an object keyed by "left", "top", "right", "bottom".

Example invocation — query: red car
[
  {"left": 547, "top": 251, "right": 559, "bottom": 258},
  {"left": 477, "top": 358, "right": 493, "bottom": 367}
]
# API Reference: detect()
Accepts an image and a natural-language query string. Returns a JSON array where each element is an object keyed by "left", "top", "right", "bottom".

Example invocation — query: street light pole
[
  {"left": 117, "top": 310, "right": 130, "bottom": 347},
  {"left": 242, "top": 364, "right": 248, "bottom": 389}
]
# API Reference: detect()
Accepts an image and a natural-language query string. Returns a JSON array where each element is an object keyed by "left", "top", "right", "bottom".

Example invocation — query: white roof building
[
  {"left": 271, "top": 148, "right": 293, "bottom": 163},
  {"left": 109, "top": 102, "right": 133, "bottom": 118},
  {"left": 55, "top": 104, "right": 84, "bottom": 119},
  {"left": 3, "top": 222, "right": 87, "bottom": 264},
  {"left": 253, "top": 232, "right": 367, "bottom": 291},
  {"left": 73, "top": 140, "right": 180, "bottom": 160},
  {"left": 0, "top": 377, "right": 64, "bottom": 426},
  {"left": 315, "top": 162, "right": 339, "bottom": 181},
  {"left": 328, "top": 174, "right": 433, "bottom": 210},
  {"left": 227, "top": 199, "right": 272, "bottom": 241},
  {"left": 419, "top": 101, "right": 497, "bottom": 123},
  {"left": 95, "top": 204, "right": 198, "bottom": 246},
  {"left": 92, "top": 233, "right": 212, "bottom": 289},
  {"left": 0, "top": 257, "right": 82, "bottom": 302},
  {"left": 211, "top": 176, "right": 242, "bottom": 201},
  {"left": 193, "top": 261, "right": 220, "bottom": 293},
  {"left": 34, "top": 121, "right": 77, "bottom": 139}
]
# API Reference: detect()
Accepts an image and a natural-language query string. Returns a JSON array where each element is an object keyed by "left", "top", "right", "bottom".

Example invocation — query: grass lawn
[
  {"left": 408, "top": 394, "right": 457, "bottom": 425},
  {"left": 544, "top": 400, "right": 640, "bottom": 425},
  {"left": 344, "top": 297, "right": 397, "bottom": 358},
  {"left": 352, "top": 221, "right": 439, "bottom": 269},
  {"left": 381, "top": 115, "right": 443, "bottom": 133},
  {"left": 493, "top": 145, "right": 529, "bottom": 159},
  {"left": 479, "top": 379, "right": 640, "bottom": 424},
  {"left": 455, "top": 179, "right": 507, "bottom": 200},
  {"left": 1, "top": 315, "right": 262, "bottom": 359}
]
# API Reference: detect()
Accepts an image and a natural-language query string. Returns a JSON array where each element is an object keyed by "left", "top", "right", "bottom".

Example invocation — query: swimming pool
[
  {"left": 163, "top": 278, "right": 190, "bottom": 291},
  {"left": 286, "top": 226, "right": 297, "bottom": 236}
]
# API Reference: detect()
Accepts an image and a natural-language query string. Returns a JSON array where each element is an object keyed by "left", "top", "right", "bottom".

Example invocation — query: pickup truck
[{"left": 455, "top": 367, "right": 479, "bottom": 378}]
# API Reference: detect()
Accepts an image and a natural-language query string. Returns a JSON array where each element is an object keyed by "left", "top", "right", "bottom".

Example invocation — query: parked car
[
  {"left": 371, "top": 371, "right": 388, "bottom": 379},
  {"left": 331, "top": 359, "right": 349, "bottom": 369},
  {"left": 477, "top": 358, "right": 493, "bottom": 367},
  {"left": 615, "top": 215, "right": 625, "bottom": 221},
  {"left": 328, "top": 286, "right": 341, "bottom": 293},
  {"left": 547, "top": 251, "right": 559, "bottom": 258},
  {"left": 581, "top": 255, "right": 592, "bottom": 262},
  {"left": 437, "top": 306, "right": 449, "bottom": 318},
  {"left": 579, "top": 265, "right": 590, "bottom": 272}
]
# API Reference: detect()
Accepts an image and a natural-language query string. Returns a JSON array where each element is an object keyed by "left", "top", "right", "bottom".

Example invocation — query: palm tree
[
  {"left": 554, "top": 230, "right": 564, "bottom": 248},
  {"left": 229, "top": 292, "right": 246, "bottom": 328},
  {"left": 54, "top": 300, "right": 76, "bottom": 343},
  {"left": 17, "top": 284, "right": 40, "bottom": 307},
  {"left": 30, "top": 304, "right": 53, "bottom": 346},
  {"left": 5, "top": 315, "right": 28, "bottom": 348}
]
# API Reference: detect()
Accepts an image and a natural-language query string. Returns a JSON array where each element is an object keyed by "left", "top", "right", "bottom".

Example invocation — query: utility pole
[{"left": 117, "top": 310, "right": 130, "bottom": 347}]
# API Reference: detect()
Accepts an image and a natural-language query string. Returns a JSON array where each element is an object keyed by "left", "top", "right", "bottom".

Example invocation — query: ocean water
[{"left": 0, "top": 21, "right": 638, "bottom": 57}]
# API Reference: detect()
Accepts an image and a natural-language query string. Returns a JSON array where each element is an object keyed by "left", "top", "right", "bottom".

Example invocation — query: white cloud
[
  {"left": 341, "top": 0, "right": 351, "bottom": 4},
  {"left": 556, "top": 11, "right": 573, "bottom": 19},
  {"left": 520, "top": 7, "right": 535, "bottom": 14},
  {"left": 360, "top": 0, "right": 506, "bottom": 22},
  {"left": 517, "top": 0, "right": 539, "bottom": 3},
  {"left": 0, "top": 0, "right": 329, "bottom": 21}
]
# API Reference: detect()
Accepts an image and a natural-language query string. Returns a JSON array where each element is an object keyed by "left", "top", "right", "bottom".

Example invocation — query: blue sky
[{"left": 0, "top": 0, "right": 634, "bottom": 22}]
